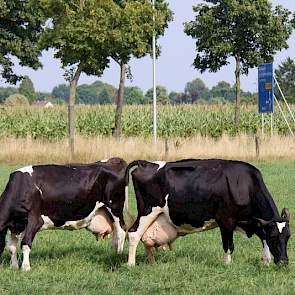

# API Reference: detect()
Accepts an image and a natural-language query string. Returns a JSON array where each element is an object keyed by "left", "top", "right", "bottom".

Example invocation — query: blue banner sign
[{"left": 258, "top": 63, "right": 274, "bottom": 113}]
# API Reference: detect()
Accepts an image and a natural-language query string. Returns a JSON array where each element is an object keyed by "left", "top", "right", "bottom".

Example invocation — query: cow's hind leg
[
  {"left": 219, "top": 226, "right": 234, "bottom": 265},
  {"left": 21, "top": 216, "right": 43, "bottom": 271},
  {"left": 6, "top": 233, "right": 19, "bottom": 269},
  {"left": 128, "top": 210, "right": 162, "bottom": 267},
  {"left": 144, "top": 245, "right": 155, "bottom": 264}
]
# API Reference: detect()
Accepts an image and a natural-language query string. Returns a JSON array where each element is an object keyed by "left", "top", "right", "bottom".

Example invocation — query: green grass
[{"left": 0, "top": 161, "right": 295, "bottom": 294}]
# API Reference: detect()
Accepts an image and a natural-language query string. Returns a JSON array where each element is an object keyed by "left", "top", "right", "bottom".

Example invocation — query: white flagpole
[{"left": 152, "top": 0, "right": 157, "bottom": 144}]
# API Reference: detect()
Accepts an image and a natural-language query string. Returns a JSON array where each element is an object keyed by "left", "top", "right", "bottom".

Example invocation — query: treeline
[{"left": 0, "top": 77, "right": 256, "bottom": 105}]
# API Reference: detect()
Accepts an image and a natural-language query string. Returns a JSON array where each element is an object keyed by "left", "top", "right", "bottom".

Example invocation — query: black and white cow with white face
[
  {"left": 0, "top": 158, "right": 128, "bottom": 271},
  {"left": 126, "top": 159, "right": 291, "bottom": 266}
]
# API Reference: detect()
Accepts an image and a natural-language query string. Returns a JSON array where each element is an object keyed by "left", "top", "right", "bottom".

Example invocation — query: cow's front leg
[
  {"left": 219, "top": 226, "right": 234, "bottom": 265},
  {"left": 128, "top": 209, "right": 162, "bottom": 266},
  {"left": 6, "top": 233, "right": 19, "bottom": 269},
  {"left": 262, "top": 240, "right": 271, "bottom": 265}
]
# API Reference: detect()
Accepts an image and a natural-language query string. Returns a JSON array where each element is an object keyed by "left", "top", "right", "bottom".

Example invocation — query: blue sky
[{"left": 1, "top": 0, "right": 294, "bottom": 93}]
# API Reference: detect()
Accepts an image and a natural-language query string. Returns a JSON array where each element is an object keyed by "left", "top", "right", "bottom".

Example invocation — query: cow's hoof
[
  {"left": 10, "top": 263, "right": 19, "bottom": 270},
  {"left": 21, "top": 265, "right": 31, "bottom": 272},
  {"left": 263, "top": 258, "right": 271, "bottom": 266},
  {"left": 224, "top": 252, "right": 232, "bottom": 265}
]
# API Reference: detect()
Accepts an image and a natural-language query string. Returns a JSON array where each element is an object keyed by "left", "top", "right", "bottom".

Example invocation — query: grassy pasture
[{"left": 0, "top": 161, "right": 294, "bottom": 294}]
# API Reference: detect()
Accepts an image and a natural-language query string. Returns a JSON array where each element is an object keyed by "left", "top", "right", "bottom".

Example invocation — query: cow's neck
[{"left": 254, "top": 194, "right": 280, "bottom": 221}]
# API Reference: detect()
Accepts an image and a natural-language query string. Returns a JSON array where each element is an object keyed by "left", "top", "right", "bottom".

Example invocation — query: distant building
[{"left": 32, "top": 100, "right": 54, "bottom": 108}]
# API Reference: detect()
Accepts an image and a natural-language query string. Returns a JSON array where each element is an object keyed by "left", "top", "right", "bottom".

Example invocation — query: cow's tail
[
  {"left": 124, "top": 160, "right": 142, "bottom": 185},
  {"left": 124, "top": 160, "right": 143, "bottom": 228}
]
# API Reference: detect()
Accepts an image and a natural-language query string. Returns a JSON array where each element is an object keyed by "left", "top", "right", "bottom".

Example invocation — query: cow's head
[{"left": 256, "top": 208, "right": 291, "bottom": 265}]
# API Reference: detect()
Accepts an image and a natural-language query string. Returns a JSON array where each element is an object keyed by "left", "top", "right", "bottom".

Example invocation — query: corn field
[{"left": 0, "top": 104, "right": 294, "bottom": 140}]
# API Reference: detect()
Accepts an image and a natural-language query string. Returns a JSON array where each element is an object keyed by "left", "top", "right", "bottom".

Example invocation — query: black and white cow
[
  {"left": 0, "top": 158, "right": 128, "bottom": 271},
  {"left": 126, "top": 159, "right": 291, "bottom": 266}
]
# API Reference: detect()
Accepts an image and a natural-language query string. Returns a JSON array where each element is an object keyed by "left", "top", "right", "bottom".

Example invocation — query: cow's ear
[
  {"left": 254, "top": 217, "right": 271, "bottom": 227},
  {"left": 281, "top": 208, "right": 290, "bottom": 221}
]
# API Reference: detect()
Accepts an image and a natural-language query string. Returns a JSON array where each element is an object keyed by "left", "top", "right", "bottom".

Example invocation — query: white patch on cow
[
  {"left": 263, "top": 240, "right": 271, "bottom": 265},
  {"left": 16, "top": 166, "right": 33, "bottom": 176},
  {"left": 235, "top": 226, "right": 248, "bottom": 238},
  {"left": 41, "top": 215, "right": 55, "bottom": 230},
  {"left": 277, "top": 222, "right": 286, "bottom": 233},
  {"left": 105, "top": 208, "right": 126, "bottom": 254},
  {"left": 21, "top": 245, "right": 31, "bottom": 271},
  {"left": 224, "top": 250, "right": 231, "bottom": 265},
  {"left": 6, "top": 233, "right": 19, "bottom": 269},
  {"left": 34, "top": 184, "right": 42, "bottom": 195},
  {"left": 101, "top": 159, "right": 108, "bottom": 163},
  {"left": 150, "top": 161, "right": 166, "bottom": 171}
]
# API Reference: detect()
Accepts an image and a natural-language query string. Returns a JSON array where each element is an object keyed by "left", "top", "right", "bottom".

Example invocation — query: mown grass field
[{"left": 0, "top": 161, "right": 295, "bottom": 295}]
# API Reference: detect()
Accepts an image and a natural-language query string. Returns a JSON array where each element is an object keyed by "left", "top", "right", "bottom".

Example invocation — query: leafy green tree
[
  {"left": 185, "top": 0, "right": 294, "bottom": 129},
  {"left": 184, "top": 78, "right": 209, "bottom": 102},
  {"left": 39, "top": 0, "right": 116, "bottom": 157},
  {"left": 19, "top": 76, "right": 36, "bottom": 103},
  {"left": 0, "top": 87, "right": 18, "bottom": 103},
  {"left": 0, "top": 0, "right": 45, "bottom": 83},
  {"left": 124, "top": 86, "right": 145, "bottom": 104},
  {"left": 145, "top": 85, "right": 170, "bottom": 104},
  {"left": 96, "top": 82, "right": 116, "bottom": 104},
  {"left": 5, "top": 94, "right": 29, "bottom": 106},
  {"left": 98, "top": 88, "right": 113, "bottom": 104},
  {"left": 77, "top": 84, "right": 97, "bottom": 104},
  {"left": 111, "top": 0, "right": 173, "bottom": 139},
  {"left": 52, "top": 84, "right": 70, "bottom": 102},
  {"left": 211, "top": 81, "right": 235, "bottom": 101},
  {"left": 36, "top": 91, "right": 53, "bottom": 102},
  {"left": 169, "top": 91, "right": 187, "bottom": 104},
  {"left": 275, "top": 57, "right": 295, "bottom": 103}
]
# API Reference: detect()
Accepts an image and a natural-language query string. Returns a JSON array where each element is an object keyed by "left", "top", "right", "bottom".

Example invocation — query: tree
[
  {"left": 124, "top": 86, "right": 145, "bottom": 104},
  {"left": 19, "top": 76, "right": 36, "bottom": 103},
  {"left": 39, "top": 0, "right": 116, "bottom": 157},
  {"left": 185, "top": 0, "right": 294, "bottom": 130},
  {"left": 184, "top": 78, "right": 209, "bottom": 103},
  {"left": 169, "top": 91, "right": 187, "bottom": 104},
  {"left": 52, "top": 84, "right": 70, "bottom": 102},
  {"left": 211, "top": 81, "right": 234, "bottom": 101},
  {"left": 275, "top": 57, "right": 295, "bottom": 103},
  {"left": 111, "top": 0, "right": 172, "bottom": 139},
  {"left": 0, "top": 87, "right": 18, "bottom": 103},
  {"left": 0, "top": 0, "right": 45, "bottom": 84},
  {"left": 145, "top": 85, "right": 170, "bottom": 104}
]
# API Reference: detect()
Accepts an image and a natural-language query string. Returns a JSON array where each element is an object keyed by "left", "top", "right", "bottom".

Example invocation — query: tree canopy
[
  {"left": 0, "top": 0, "right": 45, "bottom": 83},
  {"left": 19, "top": 76, "right": 36, "bottom": 103},
  {"left": 275, "top": 57, "right": 295, "bottom": 103},
  {"left": 145, "top": 85, "right": 169, "bottom": 104},
  {"left": 185, "top": 0, "right": 294, "bottom": 128}
]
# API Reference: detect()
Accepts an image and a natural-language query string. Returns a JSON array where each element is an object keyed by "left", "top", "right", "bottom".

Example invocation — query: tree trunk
[
  {"left": 235, "top": 55, "right": 241, "bottom": 131},
  {"left": 68, "top": 63, "right": 82, "bottom": 160},
  {"left": 114, "top": 63, "right": 126, "bottom": 140}
]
